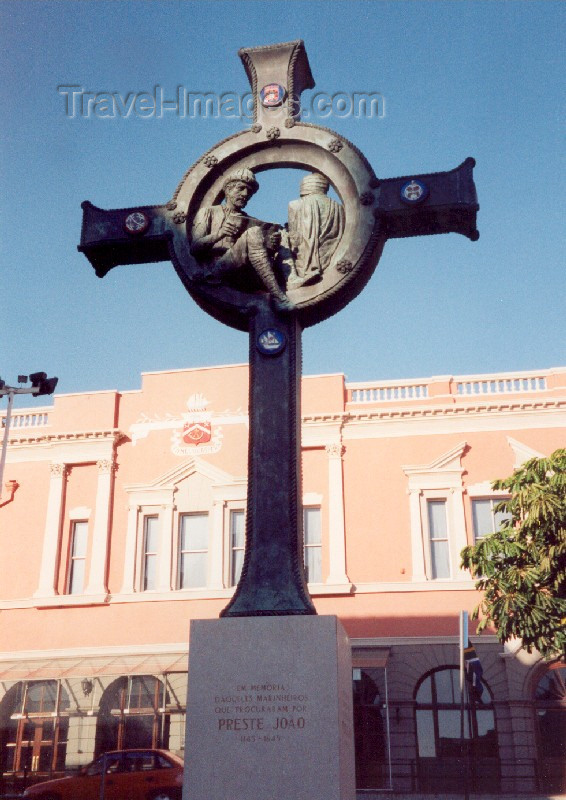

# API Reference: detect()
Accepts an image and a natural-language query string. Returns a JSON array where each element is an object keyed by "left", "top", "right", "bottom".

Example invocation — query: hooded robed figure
[{"left": 287, "top": 172, "right": 345, "bottom": 286}]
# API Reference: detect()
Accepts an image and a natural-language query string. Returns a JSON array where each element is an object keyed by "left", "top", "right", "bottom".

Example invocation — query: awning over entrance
[
  {"left": 0, "top": 650, "right": 188, "bottom": 683},
  {"left": 352, "top": 647, "right": 390, "bottom": 668},
  {"left": 0, "top": 645, "right": 390, "bottom": 683}
]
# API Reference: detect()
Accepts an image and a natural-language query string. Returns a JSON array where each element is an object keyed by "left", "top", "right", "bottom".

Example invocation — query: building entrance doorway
[
  {"left": 352, "top": 666, "right": 391, "bottom": 790},
  {"left": 535, "top": 665, "right": 566, "bottom": 793},
  {"left": 1, "top": 680, "right": 69, "bottom": 785},
  {"left": 8, "top": 716, "right": 68, "bottom": 774},
  {"left": 415, "top": 666, "right": 499, "bottom": 793}
]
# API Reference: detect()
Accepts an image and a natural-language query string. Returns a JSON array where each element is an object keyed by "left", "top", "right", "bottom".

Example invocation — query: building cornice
[
  {"left": 353, "top": 579, "right": 476, "bottom": 593},
  {"left": 1, "top": 580, "right": 473, "bottom": 610},
  {"left": 4, "top": 429, "right": 127, "bottom": 465},
  {"left": 350, "top": 399, "right": 565, "bottom": 420},
  {"left": 301, "top": 398, "right": 565, "bottom": 426},
  {"left": 6, "top": 429, "right": 125, "bottom": 446}
]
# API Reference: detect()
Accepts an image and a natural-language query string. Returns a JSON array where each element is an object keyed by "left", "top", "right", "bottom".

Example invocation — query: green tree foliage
[{"left": 461, "top": 449, "right": 566, "bottom": 658}]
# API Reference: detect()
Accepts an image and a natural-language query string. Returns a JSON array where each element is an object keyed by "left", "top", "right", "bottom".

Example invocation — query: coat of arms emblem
[
  {"left": 183, "top": 420, "right": 212, "bottom": 445},
  {"left": 172, "top": 394, "right": 222, "bottom": 456},
  {"left": 260, "top": 83, "right": 286, "bottom": 106}
]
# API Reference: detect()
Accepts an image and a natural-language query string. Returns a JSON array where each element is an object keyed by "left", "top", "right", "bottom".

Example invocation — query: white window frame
[
  {"left": 120, "top": 460, "right": 246, "bottom": 598},
  {"left": 471, "top": 497, "right": 512, "bottom": 542},
  {"left": 177, "top": 512, "right": 209, "bottom": 589},
  {"left": 403, "top": 442, "right": 469, "bottom": 582},
  {"left": 67, "top": 521, "right": 88, "bottom": 594},
  {"left": 423, "top": 495, "right": 451, "bottom": 580},
  {"left": 142, "top": 514, "right": 159, "bottom": 591},
  {"left": 227, "top": 507, "right": 246, "bottom": 587},
  {"left": 467, "top": 482, "right": 512, "bottom": 544},
  {"left": 303, "top": 506, "right": 322, "bottom": 584}
]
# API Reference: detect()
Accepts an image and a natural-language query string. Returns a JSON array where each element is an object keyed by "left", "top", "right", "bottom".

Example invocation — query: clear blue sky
[{"left": 1, "top": 1, "right": 564, "bottom": 401}]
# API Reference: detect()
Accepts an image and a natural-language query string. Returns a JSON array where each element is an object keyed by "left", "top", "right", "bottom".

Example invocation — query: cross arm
[
  {"left": 376, "top": 157, "right": 479, "bottom": 241},
  {"left": 78, "top": 201, "right": 175, "bottom": 278}
]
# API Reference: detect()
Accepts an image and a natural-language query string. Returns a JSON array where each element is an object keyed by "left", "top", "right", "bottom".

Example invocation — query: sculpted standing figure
[{"left": 288, "top": 172, "right": 345, "bottom": 286}]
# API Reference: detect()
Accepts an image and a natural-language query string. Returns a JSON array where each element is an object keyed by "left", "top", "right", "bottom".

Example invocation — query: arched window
[
  {"left": 0, "top": 681, "right": 70, "bottom": 779},
  {"left": 95, "top": 676, "right": 170, "bottom": 757},
  {"left": 415, "top": 666, "right": 499, "bottom": 792},
  {"left": 534, "top": 665, "right": 566, "bottom": 793}
]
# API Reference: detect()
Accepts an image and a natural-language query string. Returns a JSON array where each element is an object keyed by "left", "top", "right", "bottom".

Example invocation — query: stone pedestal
[{"left": 183, "top": 615, "right": 355, "bottom": 800}]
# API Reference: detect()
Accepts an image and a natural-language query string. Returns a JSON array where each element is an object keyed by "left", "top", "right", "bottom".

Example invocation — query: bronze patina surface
[{"left": 79, "top": 40, "right": 479, "bottom": 616}]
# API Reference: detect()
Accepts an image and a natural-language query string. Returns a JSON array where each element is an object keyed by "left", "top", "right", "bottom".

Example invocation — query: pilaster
[
  {"left": 156, "top": 503, "right": 175, "bottom": 592},
  {"left": 84, "top": 459, "right": 114, "bottom": 596},
  {"left": 408, "top": 488, "right": 426, "bottom": 581},
  {"left": 120, "top": 504, "right": 140, "bottom": 594},
  {"left": 325, "top": 443, "right": 350, "bottom": 585},
  {"left": 34, "top": 463, "right": 67, "bottom": 598},
  {"left": 209, "top": 499, "right": 225, "bottom": 589}
]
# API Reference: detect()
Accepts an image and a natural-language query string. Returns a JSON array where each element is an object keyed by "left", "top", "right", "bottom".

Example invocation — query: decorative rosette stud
[
  {"left": 173, "top": 211, "right": 187, "bottom": 224},
  {"left": 165, "top": 201, "right": 177, "bottom": 211},
  {"left": 328, "top": 138, "right": 343, "bottom": 153},
  {"left": 203, "top": 154, "right": 218, "bottom": 168},
  {"left": 266, "top": 126, "right": 281, "bottom": 140},
  {"left": 251, "top": 123, "right": 262, "bottom": 133},
  {"left": 335, "top": 259, "right": 353, "bottom": 274}
]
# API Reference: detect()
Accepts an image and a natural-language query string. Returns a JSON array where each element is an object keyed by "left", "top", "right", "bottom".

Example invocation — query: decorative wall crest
[
  {"left": 170, "top": 394, "right": 223, "bottom": 456},
  {"left": 128, "top": 393, "right": 248, "bottom": 452}
]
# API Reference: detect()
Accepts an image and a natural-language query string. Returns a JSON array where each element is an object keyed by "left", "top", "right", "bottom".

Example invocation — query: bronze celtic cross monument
[
  {"left": 80, "top": 40, "right": 478, "bottom": 800},
  {"left": 79, "top": 40, "right": 478, "bottom": 619}
]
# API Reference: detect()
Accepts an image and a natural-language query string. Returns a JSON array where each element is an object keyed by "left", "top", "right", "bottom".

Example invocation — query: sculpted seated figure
[
  {"left": 190, "top": 168, "right": 293, "bottom": 310},
  {"left": 287, "top": 173, "right": 345, "bottom": 286}
]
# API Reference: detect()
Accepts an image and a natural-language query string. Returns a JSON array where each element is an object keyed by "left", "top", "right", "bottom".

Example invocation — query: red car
[{"left": 22, "top": 748, "right": 184, "bottom": 800}]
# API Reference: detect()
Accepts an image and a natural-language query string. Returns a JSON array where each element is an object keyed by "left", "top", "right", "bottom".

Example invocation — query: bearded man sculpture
[{"left": 190, "top": 167, "right": 293, "bottom": 310}]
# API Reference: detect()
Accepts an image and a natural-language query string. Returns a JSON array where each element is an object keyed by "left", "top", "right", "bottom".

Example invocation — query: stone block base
[{"left": 183, "top": 615, "right": 355, "bottom": 800}]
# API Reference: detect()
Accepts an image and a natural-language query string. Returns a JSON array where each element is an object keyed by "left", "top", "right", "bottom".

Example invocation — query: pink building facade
[{"left": 1, "top": 364, "right": 564, "bottom": 795}]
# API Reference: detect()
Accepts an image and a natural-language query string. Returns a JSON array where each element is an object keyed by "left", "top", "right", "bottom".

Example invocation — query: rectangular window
[
  {"left": 178, "top": 513, "right": 208, "bottom": 589},
  {"left": 304, "top": 507, "right": 322, "bottom": 583},
  {"left": 427, "top": 500, "right": 450, "bottom": 579},
  {"left": 472, "top": 498, "right": 511, "bottom": 541},
  {"left": 143, "top": 516, "right": 158, "bottom": 591},
  {"left": 68, "top": 521, "right": 88, "bottom": 594},
  {"left": 230, "top": 510, "right": 245, "bottom": 587}
]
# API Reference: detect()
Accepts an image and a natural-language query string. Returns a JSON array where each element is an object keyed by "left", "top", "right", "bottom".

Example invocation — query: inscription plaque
[{"left": 184, "top": 616, "right": 355, "bottom": 800}]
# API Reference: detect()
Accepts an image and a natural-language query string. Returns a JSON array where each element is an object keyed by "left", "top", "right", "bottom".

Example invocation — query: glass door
[{"left": 352, "top": 667, "right": 391, "bottom": 790}]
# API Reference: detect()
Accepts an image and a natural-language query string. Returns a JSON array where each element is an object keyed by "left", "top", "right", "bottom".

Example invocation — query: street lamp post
[{"left": 0, "top": 373, "right": 58, "bottom": 501}]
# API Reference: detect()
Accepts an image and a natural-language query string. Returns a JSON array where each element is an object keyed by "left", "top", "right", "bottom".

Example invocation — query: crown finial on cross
[{"left": 238, "top": 40, "right": 315, "bottom": 126}]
